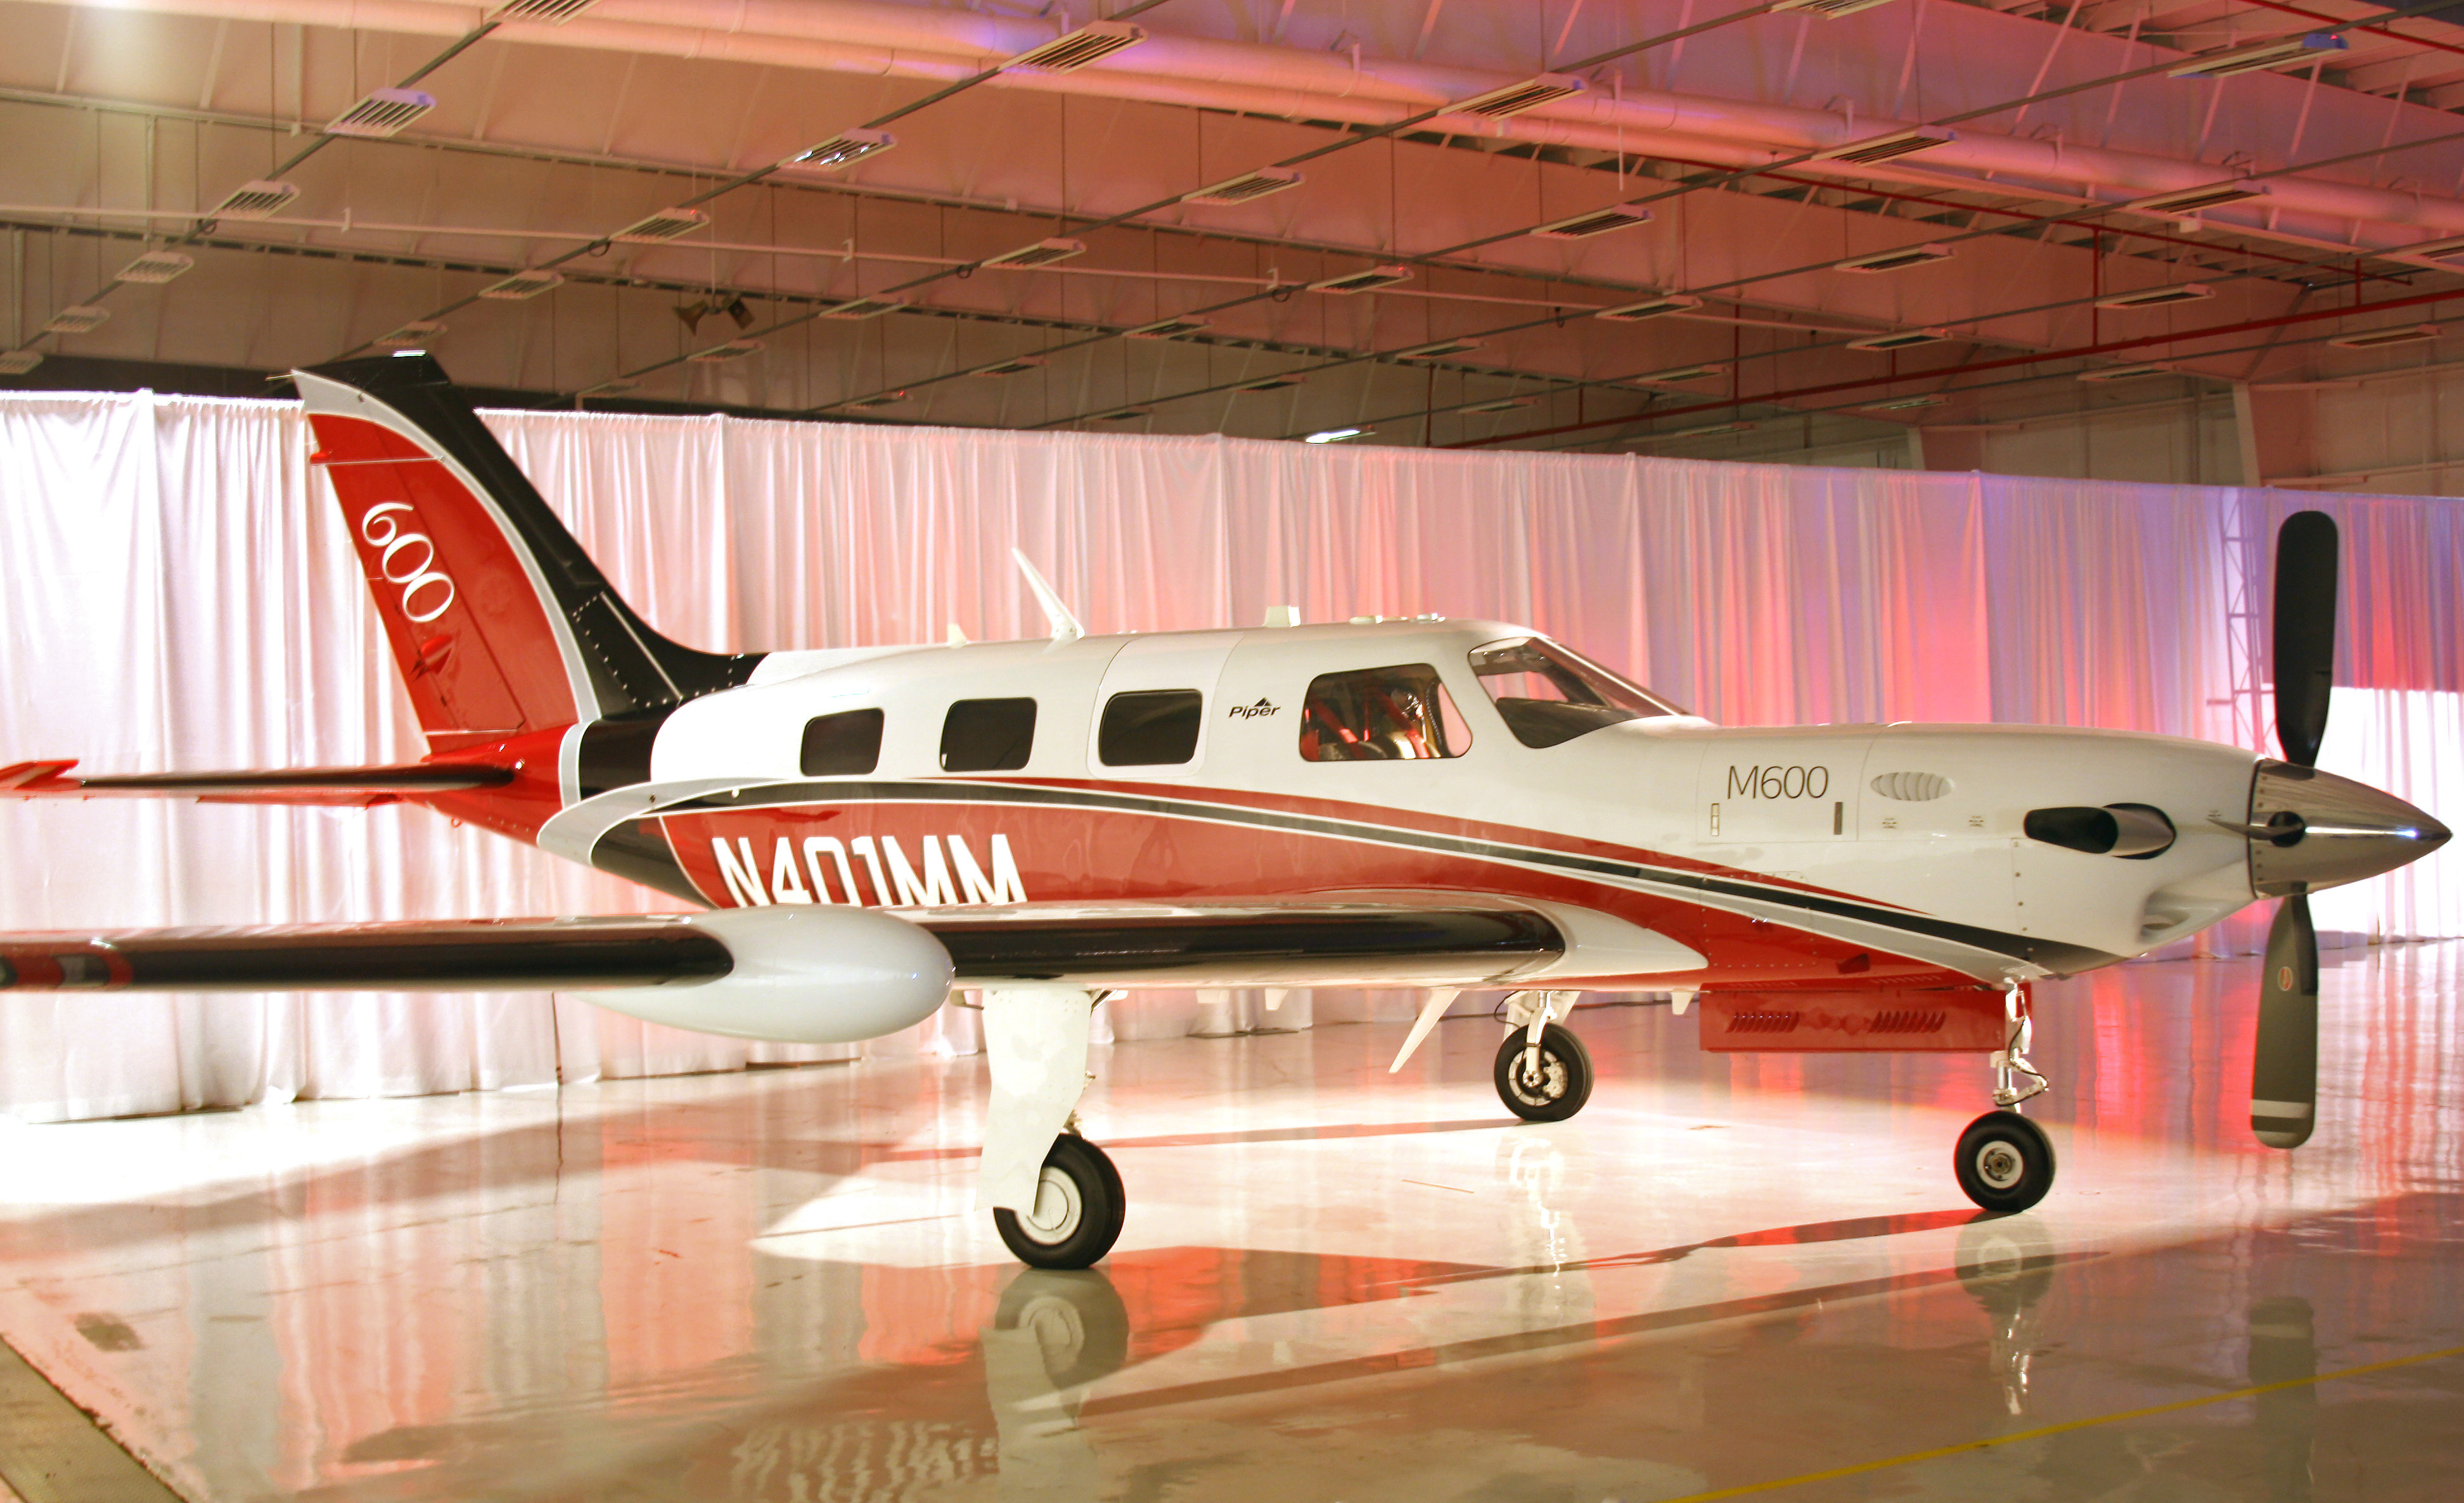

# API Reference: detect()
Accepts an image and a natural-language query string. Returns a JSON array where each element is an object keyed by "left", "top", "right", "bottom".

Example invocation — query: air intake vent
[
  {"left": 114, "top": 250, "right": 195, "bottom": 285},
  {"left": 1309, "top": 264, "right": 1411, "bottom": 295},
  {"left": 2096, "top": 283, "right": 2213, "bottom": 310},
  {"left": 1126, "top": 316, "right": 1210, "bottom": 339},
  {"left": 687, "top": 338, "right": 763, "bottom": 363},
  {"left": 2126, "top": 182, "right": 2268, "bottom": 217},
  {"left": 1396, "top": 336, "right": 1484, "bottom": 361},
  {"left": 1814, "top": 127, "right": 1954, "bottom": 165},
  {"left": 982, "top": 238, "right": 1085, "bottom": 269},
  {"left": 613, "top": 207, "right": 710, "bottom": 243},
  {"left": 2168, "top": 33, "right": 2345, "bottom": 79},
  {"left": 0, "top": 351, "right": 42, "bottom": 375},
  {"left": 374, "top": 320, "right": 444, "bottom": 349},
  {"left": 973, "top": 356, "right": 1048, "bottom": 376},
  {"left": 1870, "top": 771, "right": 1953, "bottom": 801},
  {"left": 1183, "top": 167, "right": 1302, "bottom": 206},
  {"left": 1531, "top": 202, "right": 1653, "bottom": 240},
  {"left": 821, "top": 297, "right": 908, "bottom": 320},
  {"left": 781, "top": 129, "right": 896, "bottom": 172},
  {"left": 210, "top": 179, "right": 298, "bottom": 220},
  {"left": 1835, "top": 242, "right": 1953, "bottom": 274},
  {"left": 1770, "top": 0, "right": 1906, "bottom": 16},
  {"left": 1845, "top": 328, "right": 1953, "bottom": 352},
  {"left": 1633, "top": 364, "right": 1719, "bottom": 385},
  {"left": 479, "top": 268, "right": 564, "bottom": 300},
  {"left": 1461, "top": 396, "right": 1536, "bottom": 414},
  {"left": 1863, "top": 393, "right": 1945, "bottom": 411},
  {"left": 1235, "top": 373, "right": 1307, "bottom": 392},
  {"left": 2328, "top": 324, "right": 2441, "bottom": 350},
  {"left": 2077, "top": 364, "right": 2171, "bottom": 382},
  {"left": 326, "top": 87, "right": 436, "bottom": 139},
  {"left": 492, "top": 0, "right": 600, "bottom": 20},
  {"left": 1596, "top": 294, "right": 1702, "bottom": 322},
  {"left": 1448, "top": 74, "right": 1584, "bottom": 119},
  {"left": 42, "top": 306, "right": 110, "bottom": 335},
  {"left": 1006, "top": 21, "right": 1145, "bottom": 72}
]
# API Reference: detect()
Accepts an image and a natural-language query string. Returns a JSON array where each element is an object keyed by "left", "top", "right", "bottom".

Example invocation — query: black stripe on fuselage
[{"left": 653, "top": 779, "right": 2122, "bottom": 974}]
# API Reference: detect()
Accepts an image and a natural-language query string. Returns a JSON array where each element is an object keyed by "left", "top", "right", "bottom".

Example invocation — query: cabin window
[
  {"left": 1468, "top": 637, "right": 1684, "bottom": 749},
  {"left": 1298, "top": 665, "right": 1472, "bottom": 762},
  {"left": 1098, "top": 689, "right": 1203, "bottom": 766},
  {"left": 940, "top": 697, "right": 1037, "bottom": 772},
  {"left": 800, "top": 708, "right": 884, "bottom": 776}
]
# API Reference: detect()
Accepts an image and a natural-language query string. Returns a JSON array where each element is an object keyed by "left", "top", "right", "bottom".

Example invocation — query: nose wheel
[
  {"left": 993, "top": 1134, "right": 1126, "bottom": 1269},
  {"left": 1494, "top": 1023, "right": 1593, "bottom": 1122},
  {"left": 1954, "top": 1110, "right": 2056, "bottom": 1213}
]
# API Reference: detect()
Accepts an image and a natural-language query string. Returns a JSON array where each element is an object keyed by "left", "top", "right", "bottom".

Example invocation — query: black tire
[
  {"left": 1494, "top": 1024, "right": 1593, "bottom": 1122},
  {"left": 1953, "top": 1110, "right": 2057, "bottom": 1214},
  {"left": 992, "top": 1270, "right": 1131, "bottom": 1388},
  {"left": 993, "top": 1134, "right": 1126, "bottom": 1269}
]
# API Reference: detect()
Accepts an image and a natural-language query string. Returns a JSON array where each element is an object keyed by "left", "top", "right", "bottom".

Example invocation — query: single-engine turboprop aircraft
[{"left": 0, "top": 356, "right": 2448, "bottom": 1269}]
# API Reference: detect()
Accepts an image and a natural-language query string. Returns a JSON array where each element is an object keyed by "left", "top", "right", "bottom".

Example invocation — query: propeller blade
[
  {"left": 2271, "top": 510, "right": 2339, "bottom": 767},
  {"left": 2250, "top": 895, "right": 2320, "bottom": 1149}
]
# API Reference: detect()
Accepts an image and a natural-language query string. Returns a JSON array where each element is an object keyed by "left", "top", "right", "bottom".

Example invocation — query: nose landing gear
[
  {"left": 1492, "top": 990, "right": 1593, "bottom": 1122},
  {"left": 1954, "top": 983, "right": 2055, "bottom": 1213}
]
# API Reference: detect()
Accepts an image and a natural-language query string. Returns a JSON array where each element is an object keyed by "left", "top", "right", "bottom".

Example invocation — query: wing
[{"left": 0, "top": 759, "right": 511, "bottom": 808}]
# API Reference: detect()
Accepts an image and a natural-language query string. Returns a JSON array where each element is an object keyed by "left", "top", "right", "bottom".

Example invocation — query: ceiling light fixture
[
  {"left": 687, "top": 338, "right": 764, "bottom": 363},
  {"left": 782, "top": 129, "right": 897, "bottom": 172},
  {"left": 1448, "top": 74, "right": 1584, "bottom": 119},
  {"left": 2096, "top": 283, "right": 2215, "bottom": 310},
  {"left": 0, "top": 351, "right": 42, "bottom": 375},
  {"left": 209, "top": 180, "right": 298, "bottom": 220},
  {"left": 1530, "top": 203, "right": 1654, "bottom": 240},
  {"left": 42, "top": 306, "right": 110, "bottom": 335},
  {"left": 1657, "top": 420, "right": 1757, "bottom": 438},
  {"left": 2168, "top": 33, "right": 2345, "bottom": 79},
  {"left": 326, "top": 88, "right": 437, "bottom": 139},
  {"left": 1236, "top": 373, "right": 1308, "bottom": 392},
  {"left": 479, "top": 268, "right": 564, "bottom": 300},
  {"left": 1846, "top": 328, "right": 1954, "bottom": 351},
  {"left": 1304, "top": 425, "right": 1373, "bottom": 443},
  {"left": 1126, "top": 316, "right": 1210, "bottom": 339},
  {"left": 2328, "top": 324, "right": 2442, "bottom": 350},
  {"left": 2126, "top": 182, "right": 2269, "bottom": 217},
  {"left": 1813, "top": 127, "right": 1956, "bottom": 165},
  {"left": 114, "top": 250, "right": 195, "bottom": 285},
  {"left": 375, "top": 320, "right": 445, "bottom": 349},
  {"left": 613, "top": 207, "right": 710, "bottom": 243},
  {"left": 1864, "top": 394, "right": 1947, "bottom": 411},
  {"left": 1595, "top": 295, "right": 1702, "bottom": 322},
  {"left": 2077, "top": 364, "right": 2173, "bottom": 381},
  {"left": 491, "top": 0, "right": 601, "bottom": 21},
  {"left": 1309, "top": 265, "right": 1412, "bottom": 295},
  {"left": 973, "top": 356, "right": 1048, "bottom": 376},
  {"left": 1183, "top": 168, "right": 1303, "bottom": 206},
  {"left": 1460, "top": 396, "right": 1537, "bottom": 414},
  {"left": 1396, "top": 337, "right": 1484, "bottom": 361},
  {"left": 1835, "top": 243, "right": 1954, "bottom": 274},
  {"left": 1633, "top": 364, "right": 1721, "bottom": 385},
  {"left": 981, "top": 238, "right": 1086, "bottom": 269},
  {"left": 1006, "top": 21, "right": 1146, "bottom": 72}
]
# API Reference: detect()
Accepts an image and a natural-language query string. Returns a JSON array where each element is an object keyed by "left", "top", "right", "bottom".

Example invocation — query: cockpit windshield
[{"left": 1467, "top": 637, "right": 1688, "bottom": 748}]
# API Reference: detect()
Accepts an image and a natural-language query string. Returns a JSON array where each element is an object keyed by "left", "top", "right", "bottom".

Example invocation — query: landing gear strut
[
  {"left": 1954, "top": 984, "right": 2055, "bottom": 1214},
  {"left": 1493, "top": 990, "right": 1593, "bottom": 1122},
  {"left": 980, "top": 987, "right": 1124, "bottom": 1269}
]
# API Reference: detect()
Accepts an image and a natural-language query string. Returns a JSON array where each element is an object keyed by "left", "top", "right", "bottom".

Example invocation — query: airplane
[{"left": 0, "top": 354, "right": 2447, "bottom": 1270}]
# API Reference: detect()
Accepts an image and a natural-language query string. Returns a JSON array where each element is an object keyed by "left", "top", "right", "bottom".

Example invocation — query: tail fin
[{"left": 294, "top": 355, "right": 757, "bottom": 752}]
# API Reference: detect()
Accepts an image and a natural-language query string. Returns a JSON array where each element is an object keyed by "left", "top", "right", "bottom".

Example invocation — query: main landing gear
[
  {"left": 979, "top": 987, "right": 1125, "bottom": 1270},
  {"left": 1954, "top": 984, "right": 2056, "bottom": 1214},
  {"left": 994, "top": 1131, "right": 1127, "bottom": 1270},
  {"left": 1494, "top": 990, "right": 1593, "bottom": 1122}
]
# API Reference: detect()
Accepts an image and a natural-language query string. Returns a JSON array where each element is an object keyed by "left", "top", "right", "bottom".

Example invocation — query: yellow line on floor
[{"left": 1648, "top": 1341, "right": 2464, "bottom": 1503}]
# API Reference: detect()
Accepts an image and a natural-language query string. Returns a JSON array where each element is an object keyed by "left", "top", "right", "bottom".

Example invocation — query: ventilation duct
[
  {"left": 1596, "top": 295, "right": 1702, "bottom": 322},
  {"left": 613, "top": 207, "right": 710, "bottom": 243},
  {"left": 1814, "top": 127, "right": 1955, "bottom": 166},
  {"left": 1835, "top": 243, "right": 1953, "bottom": 274},
  {"left": 1126, "top": 316, "right": 1210, "bottom": 338},
  {"left": 479, "top": 268, "right": 563, "bottom": 300},
  {"left": 1006, "top": 21, "right": 1145, "bottom": 72},
  {"left": 2077, "top": 364, "right": 2172, "bottom": 381},
  {"left": 0, "top": 351, "right": 41, "bottom": 375},
  {"left": 2096, "top": 283, "right": 2214, "bottom": 310},
  {"left": 1396, "top": 337, "right": 1484, "bottom": 360},
  {"left": 781, "top": 129, "right": 896, "bottom": 172},
  {"left": 491, "top": 0, "right": 600, "bottom": 20},
  {"left": 113, "top": 250, "right": 195, "bottom": 284},
  {"left": 42, "top": 306, "right": 110, "bottom": 335},
  {"left": 1460, "top": 396, "right": 1536, "bottom": 413},
  {"left": 326, "top": 87, "right": 436, "bottom": 139},
  {"left": 375, "top": 320, "right": 444, "bottom": 349},
  {"left": 981, "top": 238, "right": 1086, "bottom": 269},
  {"left": 2167, "top": 33, "right": 2346, "bottom": 79},
  {"left": 1308, "top": 265, "right": 1411, "bottom": 294},
  {"left": 1531, "top": 202, "right": 1653, "bottom": 240},
  {"left": 1864, "top": 393, "right": 1946, "bottom": 411},
  {"left": 1236, "top": 373, "right": 1307, "bottom": 391},
  {"left": 1846, "top": 328, "right": 1953, "bottom": 351},
  {"left": 1183, "top": 167, "right": 1302, "bottom": 206},
  {"left": 1447, "top": 74, "right": 1584, "bottom": 119},
  {"left": 688, "top": 338, "right": 764, "bottom": 363},
  {"left": 209, "top": 180, "right": 298, "bottom": 220},
  {"left": 973, "top": 355, "right": 1048, "bottom": 376},
  {"left": 2328, "top": 324, "right": 2441, "bottom": 350},
  {"left": 2126, "top": 182, "right": 2269, "bottom": 217},
  {"left": 821, "top": 297, "right": 908, "bottom": 319}
]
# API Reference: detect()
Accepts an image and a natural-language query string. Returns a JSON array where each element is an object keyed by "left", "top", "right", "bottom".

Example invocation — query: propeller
[{"left": 2251, "top": 509, "right": 2337, "bottom": 1150}]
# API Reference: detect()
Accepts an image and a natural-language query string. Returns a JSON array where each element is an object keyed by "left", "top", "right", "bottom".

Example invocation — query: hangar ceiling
[{"left": 3, "top": 0, "right": 2462, "bottom": 454}]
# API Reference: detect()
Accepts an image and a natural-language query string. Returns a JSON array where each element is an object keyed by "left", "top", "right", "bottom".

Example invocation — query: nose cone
[{"left": 2248, "top": 761, "right": 2451, "bottom": 897}]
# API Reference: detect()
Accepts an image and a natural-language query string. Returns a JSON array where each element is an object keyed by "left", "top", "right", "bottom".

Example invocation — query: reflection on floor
[{"left": 1, "top": 945, "right": 2461, "bottom": 1502}]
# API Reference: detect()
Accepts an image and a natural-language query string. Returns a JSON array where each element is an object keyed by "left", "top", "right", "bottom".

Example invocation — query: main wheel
[
  {"left": 1494, "top": 1024, "right": 1593, "bottom": 1122},
  {"left": 1953, "top": 1110, "right": 2057, "bottom": 1214},
  {"left": 994, "top": 1134, "right": 1126, "bottom": 1269}
]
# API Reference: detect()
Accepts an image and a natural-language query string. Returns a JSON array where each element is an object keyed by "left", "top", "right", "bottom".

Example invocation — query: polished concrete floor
[{"left": 0, "top": 947, "right": 2460, "bottom": 1502}]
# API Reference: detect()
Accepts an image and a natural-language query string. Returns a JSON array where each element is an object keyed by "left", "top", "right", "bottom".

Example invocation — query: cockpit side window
[
  {"left": 1298, "top": 664, "right": 1472, "bottom": 762},
  {"left": 1468, "top": 637, "right": 1686, "bottom": 749}
]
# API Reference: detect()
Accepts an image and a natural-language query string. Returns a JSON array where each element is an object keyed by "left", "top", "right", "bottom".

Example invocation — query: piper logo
[
  {"left": 1230, "top": 698, "right": 1280, "bottom": 720},
  {"left": 711, "top": 832, "right": 1027, "bottom": 909}
]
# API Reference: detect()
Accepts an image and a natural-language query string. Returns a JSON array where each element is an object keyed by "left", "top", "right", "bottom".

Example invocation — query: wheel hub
[
  {"left": 1975, "top": 1141, "right": 2025, "bottom": 1191},
  {"left": 1018, "top": 1165, "right": 1085, "bottom": 1243},
  {"left": 1511, "top": 1052, "right": 1567, "bottom": 1104}
]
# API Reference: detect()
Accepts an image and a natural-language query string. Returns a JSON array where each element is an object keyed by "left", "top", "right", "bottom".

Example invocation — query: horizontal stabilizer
[{"left": 0, "top": 760, "right": 512, "bottom": 807}]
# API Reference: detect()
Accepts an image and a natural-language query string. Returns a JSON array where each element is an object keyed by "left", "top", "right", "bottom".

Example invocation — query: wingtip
[{"left": 0, "top": 760, "right": 82, "bottom": 795}]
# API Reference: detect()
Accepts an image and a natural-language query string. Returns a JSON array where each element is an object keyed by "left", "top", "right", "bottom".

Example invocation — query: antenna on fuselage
[{"left": 1011, "top": 549, "right": 1086, "bottom": 643}]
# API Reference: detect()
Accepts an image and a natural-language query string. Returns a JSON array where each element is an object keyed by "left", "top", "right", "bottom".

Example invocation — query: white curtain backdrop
[{"left": 0, "top": 391, "right": 2454, "bottom": 1122}]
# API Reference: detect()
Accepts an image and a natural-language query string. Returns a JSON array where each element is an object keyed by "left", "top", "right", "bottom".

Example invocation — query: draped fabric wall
[{"left": 1, "top": 392, "right": 2454, "bottom": 1122}]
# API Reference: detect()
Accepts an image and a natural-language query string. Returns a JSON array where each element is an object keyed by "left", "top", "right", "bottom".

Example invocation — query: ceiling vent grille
[
  {"left": 1308, "top": 264, "right": 1411, "bottom": 295},
  {"left": 982, "top": 238, "right": 1086, "bottom": 269},
  {"left": 326, "top": 87, "right": 436, "bottom": 139},
  {"left": 2077, "top": 364, "right": 2172, "bottom": 382},
  {"left": 973, "top": 355, "right": 1048, "bottom": 376},
  {"left": 1461, "top": 395, "right": 1536, "bottom": 414},
  {"left": 1126, "top": 316, "right": 1210, "bottom": 339},
  {"left": 2126, "top": 182, "right": 2268, "bottom": 217},
  {"left": 479, "top": 268, "right": 564, "bottom": 300},
  {"left": 1659, "top": 420, "right": 1757, "bottom": 438},
  {"left": 2096, "top": 283, "right": 2214, "bottom": 310},
  {"left": 1397, "top": 336, "right": 1484, "bottom": 361},
  {"left": 1835, "top": 242, "right": 1953, "bottom": 274},
  {"left": 42, "top": 306, "right": 110, "bottom": 335},
  {"left": 781, "top": 129, "right": 897, "bottom": 172},
  {"left": 491, "top": 0, "right": 601, "bottom": 21},
  {"left": 2168, "top": 33, "right": 2345, "bottom": 79},
  {"left": 1448, "top": 74, "right": 1584, "bottom": 119},
  {"left": 1770, "top": 0, "right": 1906, "bottom": 16},
  {"left": 210, "top": 180, "right": 299, "bottom": 220},
  {"left": 374, "top": 320, "right": 445, "bottom": 349},
  {"left": 1596, "top": 294, "right": 1702, "bottom": 322},
  {"left": 1846, "top": 328, "right": 1953, "bottom": 351},
  {"left": 2328, "top": 324, "right": 2441, "bottom": 350},
  {"left": 1814, "top": 127, "right": 1955, "bottom": 165},
  {"left": 1006, "top": 22, "right": 1145, "bottom": 72},
  {"left": 1633, "top": 364, "right": 1719, "bottom": 385},
  {"left": 0, "top": 351, "right": 42, "bottom": 375},
  {"left": 613, "top": 207, "right": 710, "bottom": 243},
  {"left": 1236, "top": 373, "right": 1307, "bottom": 392},
  {"left": 1531, "top": 202, "right": 1653, "bottom": 240},
  {"left": 821, "top": 297, "right": 908, "bottom": 320},
  {"left": 1183, "top": 167, "right": 1302, "bottom": 206},
  {"left": 1863, "top": 393, "right": 1946, "bottom": 411},
  {"left": 114, "top": 250, "right": 195, "bottom": 285},
  {"left": 687, "top": 338, "right": 764, "bottom": 363}
]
